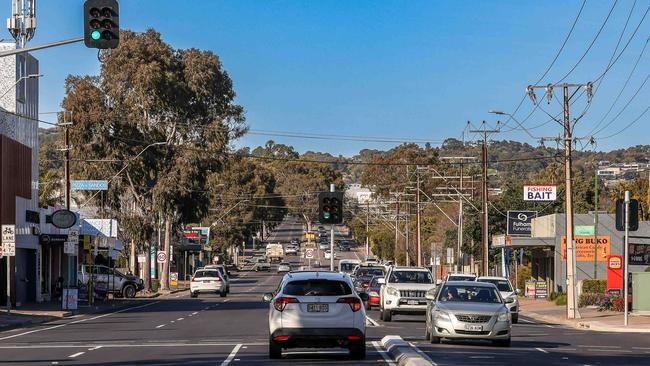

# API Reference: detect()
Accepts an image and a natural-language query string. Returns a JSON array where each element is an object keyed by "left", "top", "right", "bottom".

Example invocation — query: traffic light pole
[
  {"left": 330, "top": 184, "right": 335, "bottom": 271},
  {"left": 0, "top": 37, "right": 83, "bottom": 58}
]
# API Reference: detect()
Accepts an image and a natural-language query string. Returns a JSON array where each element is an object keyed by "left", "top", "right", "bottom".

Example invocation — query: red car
[{"left": 364, "top": 276, "right": 382, "bottom": 310}]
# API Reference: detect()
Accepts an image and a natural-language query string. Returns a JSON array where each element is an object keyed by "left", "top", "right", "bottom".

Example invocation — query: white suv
[
  {"left": 476, "top": 276, "right": 520, "bottom": 323},
  {"left": 263, "top": 271, "right": 368, "bottom": 359},
  {"left": 379, "top": 266, "right": 435, "bottom": 322}
]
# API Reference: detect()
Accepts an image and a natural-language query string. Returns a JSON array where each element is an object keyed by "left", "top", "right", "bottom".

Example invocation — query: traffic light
[
  {"left": 84, "top": 0, "right": 119, "bottom": 49},
  {"left": 615, "top": 198, "right": 639, "bottom": 231},
  {"left": 318, "top": 192, "right": 344, "bottom": 224}
]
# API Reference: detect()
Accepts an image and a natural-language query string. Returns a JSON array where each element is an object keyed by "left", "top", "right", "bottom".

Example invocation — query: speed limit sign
[
  {"left": 156, "top": 251, "right": 167, "bottom": 263},
  {"left": 305, "top": 248, "right": 314, "bottom": 259}
]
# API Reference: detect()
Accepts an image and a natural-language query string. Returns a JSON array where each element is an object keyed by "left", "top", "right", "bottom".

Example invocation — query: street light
[{"left": 0, "top": 73, "right": 42, "bottom": 99}]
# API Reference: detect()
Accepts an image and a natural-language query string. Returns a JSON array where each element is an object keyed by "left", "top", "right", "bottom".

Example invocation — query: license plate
[
  {"left": 203, "top": 280, "right": 211, "bottom": 283},
  {"left": 407, "top": 300, "right": 419, "bottom": 305},
  {"left": 464, "top": 324, "right": 483, "bottom": 332},
  {"left": 307, "top": 304, "right": 329, "bottom": 312}
]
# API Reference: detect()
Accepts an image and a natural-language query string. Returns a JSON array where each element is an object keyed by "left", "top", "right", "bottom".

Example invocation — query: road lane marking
[
  {"left": 470, "top": 356, "right": 494, "bottom": 359},
  {"left": 88, "top": 346, "right": 102, "bottom": 351},
  {"left": 536, "top": 347, "right": 549, "bottom": 353},
  {"left": 408, "top": 342, "right": 438, "bottom": 366},
  {"left": 192, "top": 312, "right": 198, "bottom": 315},
  {"left": 633, "top": 347, "right": 650, "bottom": 350},
  {"left": 519, "top": 318, "right": 536, "bottom": 324},
  {"left": 578, "top": 345, "right": 620, "bottom": 348},
  {"left": 68, "top": 352, "right": 85, "bottom": 358},
  {"left": 156, "top": 324, "right": 166, "bottom": 329},
  {"left": 0, "top": 301, "right": 161, "bottom": 341},
  {"left": 366, "top": 316, "right": 380, "bottom": 327},
  {"left": 0, "top": 342, "right": 265, "bottom": 349},
  {"left": 220, "top": 343, "right": 243, "bottom": 366},
  {"left": 372, "top": 341, "right": 396, "bottom": 365}
]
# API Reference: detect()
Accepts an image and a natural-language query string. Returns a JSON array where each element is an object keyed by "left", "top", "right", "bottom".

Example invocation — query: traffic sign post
[
  {"left": 157, "top": 251, "right": 167, "bottom": 264},
  {"left": 2, "top": 225, "right": 15, "bottom": 314}
]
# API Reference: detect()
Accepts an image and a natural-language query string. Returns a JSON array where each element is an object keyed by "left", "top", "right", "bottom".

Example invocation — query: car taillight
[
  {"left": 273, "top": 297, "right": 299, "bottom": 311},
  {"left": 363, "top": 283, "right": 369, "bottom": 288},
  {"left": 337, "top": 297, "right": 362, "bottom": 312}
]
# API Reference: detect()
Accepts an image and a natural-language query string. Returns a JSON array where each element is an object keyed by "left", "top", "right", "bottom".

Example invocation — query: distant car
[
  {"left": 338, "top": 259, "right": 361, "bottom": 274},
  {"left": 445, "top": 273, "right": 477, "bottom": 282},
  {"left": 190, "top": 268, "right": 227, "bottom": 298},
  {"left": 364, "top": 276, "right": 382, "bottom": 310},
  {"left": 425, "top": 281, "right": 512, "bottom": 346},
  {"left": 253, "top": 258, "right": 271, "bottom": 272},
  {"left": 364, "top": 256, "right": 378, "bottom": 264},
  {"left": 319, "top": 242, "right": 330, "bottom": 251},
  {"left": 476, "top": 276, "right": 520, "bottom": 323},
  {"left": 353, "top": 266, "right": 386, "bottom": 293},
  {"left": 324, "top": 250, "right": 337, "bottom": 260},
  {"left": 277, "top": 262, "right": 291, "bottom": 273},
  {"left": 204, "top": 264, "right": 231, "bottom": 293},
  {"left": 338, "top": 241, "right": 351, "bottom": 251},
  {"left": 263, "top": 271, "right": 368, "bottom": 359},
  {"left": 285, "top": 246, "right": 298, "bottom": 256}
]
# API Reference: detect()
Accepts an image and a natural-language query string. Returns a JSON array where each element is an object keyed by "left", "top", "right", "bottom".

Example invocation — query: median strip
[{"left": 380, "top": 335, "right": 435, "bottom": 366}]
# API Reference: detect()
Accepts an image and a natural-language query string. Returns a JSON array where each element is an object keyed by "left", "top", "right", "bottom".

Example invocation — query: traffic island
[{"left": 381, "top": 335, "right": 434, "bottom": 366}]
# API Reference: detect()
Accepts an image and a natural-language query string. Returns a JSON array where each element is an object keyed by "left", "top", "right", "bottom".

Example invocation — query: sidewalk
[
  {"left": 0, "top": 287, "right": 188, "bottom": 332},
  {"left": 520, "top": 297, "right": 650, "bottom": 333}
]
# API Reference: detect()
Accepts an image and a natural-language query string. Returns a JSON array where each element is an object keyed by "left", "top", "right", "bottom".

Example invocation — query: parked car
[
  {"left": 253, "top": 257, "right": 271, "bottom": 272},
  {"left": 263, "top": 271, "right": 368, "bottom": 359},
  {"left": 284, "top": 245, "right": 298, "bottom": 256},
  {"left": 425, "top": 281, "right": 512, "bottom": 346},
  {"left": 277, "top": 262, "right": 291, "bottom": 273},
  {"left": 445, "top": 273, "right": 477, "bottom": 282},
  {"left": 338, "top": 241, "right": 351, "bottom": 251},
  {"left": 476, "top": 276, "right": 520, "bottom": 323},
  {"left": 204, "top": 264, "right": 231, "bottom": 293},
  {"left": 379, "top": 266, "right": 436, "bottom": 322},
  {"left": 190, "top": 268, "right": 227, "bottom": 298},
  {"left": 78, "top": 265, "right": 144, "bottom": 298},
  {"left": 364, "top": 276, "right": 382, "bottom": 310}
]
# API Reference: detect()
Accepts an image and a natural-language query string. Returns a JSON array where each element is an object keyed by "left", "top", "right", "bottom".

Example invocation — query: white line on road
[
  {"left": 408, "top": 342, "right": 438, "bottom": 366},
  {"left": 0, "top": 301, "right": 161, "bottom": 341},
  {"left": 68, "top": 352, "right": 85, "bottom": 358},
  {"left": 176, "top": 318, "right": 184, "bottom": 321},
  {"left": 0, "top": 342, "right": 265, "bottom": 349},
  {"left": 156, "top": 324, "right": 166, "bottom": 329},
  {"left": 536, "top": 347, "right": 549, "bottom": 354},
  {"left": 88, "top": 346, "right": 102, "bottom": 351},
  {"left": 372, "top": 341, "right": 396, "bottom": 365},
  {"left": 578, "top": 345, "right": 621, "bottom": 349},
  {"left": 519, "top": 318, "right": 536, "bottom": 324},
  {"left": 220, "top": 343, "right": 243, "bottom": 366},
  {"left": 633, "top": 347, "right": 650, "bottom": 350},
  {"left": 192, "top": 312, "right": 198, "bottom": 315},
  {"left": 366, "top": 316, "right": 380, "bottom": 327},
  {"left": 470, "top": 356, "right": 494, "bottom": 359}
]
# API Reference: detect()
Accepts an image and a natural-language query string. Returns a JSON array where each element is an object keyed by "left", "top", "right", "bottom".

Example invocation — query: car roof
[
  {"left": 447, "top": 273, "right": 477, "bottom": 277},
  {"left": 284, "top": 271, "right": 350, "bottom": 281},
  {"left": 339, "top": 259, "right": 361, "bottom": 263},
  {"left": 391, "top": 266, "right": 430, "bottom": 271},
  {"left": 443, "top": 281, "right": 497, "bottom": 288},
  {"left": 477, "top": 276, "right": 510, "bottom": 281}
]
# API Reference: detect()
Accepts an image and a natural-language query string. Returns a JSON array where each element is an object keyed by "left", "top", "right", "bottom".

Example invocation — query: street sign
[
  {"left": 137, "top": 254, "right": 146, "bottom": 263},
  {"left": 523, "top": 185, "right": 557, "bottom": 201},
  {"left": 305, "top": 248, "right": 315, "bottom": 259},
  {"left": 446, "top": 248, "right": 454, "bottom": 264},
  {"left": 156, "top": 251, "right": 167, "bottom": 263},
  {"left": 71, "top": 180, "right": 109, "bottom": 190},
  {"left": 574, "top": 225, "right": 595, "bottom": 236},
  {"left": 51, "top": 210, "right": 77, "bottom": 229},
  {"left": 506, "top": 211, "right": 537, "bottom": 237},
  {"left": 68, "top": 229, "right": 79, "bottom": 244},
  {"left": 2, "top": 225, "right": 16, "bottom": 243},
  {"left": 1, "top": 243, "right": 15, "bottom": 257},
  {"left": 64, "top": 242, "right": 78, "bottom": 255},
  {"left": 170, "top": 272, "right": 178, "bottom": 287}
]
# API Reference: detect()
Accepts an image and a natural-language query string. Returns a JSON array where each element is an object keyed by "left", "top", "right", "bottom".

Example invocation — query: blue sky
[{"left": 16, "top": 1, "right": 650, "bottom": 156}]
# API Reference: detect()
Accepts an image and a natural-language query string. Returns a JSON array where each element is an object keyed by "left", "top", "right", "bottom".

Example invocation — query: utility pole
[
  {"left": 469, "top": 122, "right": 499, "bottom": 276},
  {"left": 527, "top": 82, "right": 592, "bottom": 320},
  {"left": 593, "top": 168, "right": 599, "bottom": 279},
  {"left": 415, "top": 168, "right": 421, "bottom": 267},
  {"left": 366, "top": 200, "right": 370, "bottom": 257}
]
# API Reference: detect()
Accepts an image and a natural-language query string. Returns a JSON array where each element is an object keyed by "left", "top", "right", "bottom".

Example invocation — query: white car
[
  {"left": 204, "top": 264, "right": 231, "bottom": 293},
  {"left": 476, "top": 276, "right": 520, "bottom": 323},
  {"left": 324, "top": 250, "right": 337, "bottom": 260},
  {"left": 284, "top": 245, "right": 298, "bottom": 256},
  {"left": 379, "top": 266, "right": 436, "bottom": 322},
  {"left": 190, "top": 269, "right": 227, "bottom": 298},
  {"left": 445, "top": 273, "right": 477, "bottom": 282},
  {"left": 263, "top": 271, "right": 368, "bottom": 359},
  {"left": 277, "top": 262, "right": 291, "bottom": 273}
]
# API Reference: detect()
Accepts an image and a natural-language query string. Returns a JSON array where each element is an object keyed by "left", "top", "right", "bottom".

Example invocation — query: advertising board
[
  {"left": 523, "top": 185, "right": 557, "bottom": 201},
  {"left": 506, "top": 211, "right": 537, "bottom": 236},
  {"left": 560, "top": 236, "right": 611, "bottom": 262}
]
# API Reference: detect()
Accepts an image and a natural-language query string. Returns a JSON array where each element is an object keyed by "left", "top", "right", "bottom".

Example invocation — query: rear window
[
  {"left": 340, "top": 263, "right": 357, "bottom": 273},
  {"left": 194, "top": 270, "right": 219, "bottom": 278},
  {"left": 356, "top": 268, "right": 385, "bottom": 278},
  {"left": 447, "top": 275, "right": 476, "bottom": 282},
  {"left": 283, "top": 279, "right": 352, "bottom": 296},
  {"left": 478, "top": 279, "right": 513, "bottom": 292}
]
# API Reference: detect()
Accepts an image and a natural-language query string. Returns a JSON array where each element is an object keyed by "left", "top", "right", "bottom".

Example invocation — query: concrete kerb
[
  {"left": 524, "top": 311, "right": 650, "bottom": 333},
  {"left": 381, "top": 335, "right": 434, "bottom": 366}
]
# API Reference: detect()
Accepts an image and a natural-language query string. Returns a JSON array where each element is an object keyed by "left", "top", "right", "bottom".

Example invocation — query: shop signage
[
  {"left": 507, "top": 211, "right": 537, "bottom": 236},
  {"left": 523, "top": 185, "right": 557, "bottom": 201},
  {"left": 574, "top": 225, "right": 595, "bottom": 236},
  {"left": 170, "top": 272, "right": 178, "bottom": 287},
  {"left": 535, "top": 281, "right": 548, "bottom": 298},
  {"left": 525, "top": 280, "right": 537, "bottom": 297},
  {"left": 629, "top": 243, "right": 650, "bottom": 265},
  {"left": 71, "top": 180, "right": 108, "bottom": 190},
  {"left": 40, "top": 234, "right": 69, "bottom": 244},
  {"left": 560, "top": 236, "right": 611, "bottom": 261},
  {"left": 137, "top": 254, "right": 146, "bottom": 263},
  {"left": 51, "top": 210, "right": 77, "bottom": 229},
  {"left": 607, "top": 255, "right": 623, "bottom": 292}
]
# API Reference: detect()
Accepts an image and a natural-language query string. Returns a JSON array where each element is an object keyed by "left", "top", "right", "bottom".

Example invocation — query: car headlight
[
  {"left": 386, "top": 286, "right": 399, "bottom": 296},
  {"left": 433, "top": 310, "right": 451, "bottom": 322},
  {"left": 497, "top": 312, "right": 511, "bottom": 322}
]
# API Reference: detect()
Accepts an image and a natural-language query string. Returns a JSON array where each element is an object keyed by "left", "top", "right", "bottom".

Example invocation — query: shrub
[
  {"left": 517, "top": 265, "right": 531, "bottom": 292},
  {"left": 612, "top": 297, "right": 625, "bottom": 312},
  {"left": 578, "top": 293, "right": 608, "bottom": 308},
  {"left": 548, "top": 292, "right": 559, "bottom": 301},
  {"left": 645, "top": 266, "right": 650, "bottom": 272},
  {"left": 597, "top": 296, "right": 625, "bottom": 312},
  {"left": 582, "top": 279, "right": 607, "bottom": 294},
  {"left": 554, "top": 293, "right": 567, "bottom": 306}
]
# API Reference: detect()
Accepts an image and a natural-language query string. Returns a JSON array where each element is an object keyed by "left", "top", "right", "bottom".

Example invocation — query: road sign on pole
[
  {"left": 157, "top": 251, "right": 167, "bottom": 263},
  {"left": 305, "top": 248, "right": 315, "bottom": 259},
  {"left": 2, "top": 225, "right": 16, "bottom": 243}
]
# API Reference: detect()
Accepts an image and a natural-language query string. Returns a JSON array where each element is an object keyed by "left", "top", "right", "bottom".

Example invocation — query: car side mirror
[
  {"left": 359, "top": 293, "right": 369, "bottom": 302},
  {"left": 504, "top": 297, "right": 515, "bottom": 304},
  {"left": 436, "top": 279, "right": 442, "bottom": 285},
  {"left": 262, "top": 292, "right": 274, "bottom": 302},
  {"left": 515, "top": 289, "right": 521, "bottom": 295},
  {"left": 377, "top": 278, "right": 386, "bottom": 285}
]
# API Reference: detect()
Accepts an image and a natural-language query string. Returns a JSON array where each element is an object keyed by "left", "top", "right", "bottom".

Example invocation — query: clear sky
[{"left": 12, "top": 1, "right": 650, "bottom": 156}]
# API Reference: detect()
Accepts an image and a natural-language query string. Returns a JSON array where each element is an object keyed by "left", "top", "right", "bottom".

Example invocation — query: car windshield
[
  {"left": 194, "top": 270, "right": 220, "bottom": 278},
  {"left": 340, "top": 263, "right": 357, "bottom": 273},
  {"left": 447, "top": 275, "right": 476, "bottom": 281},
  {"left": 356, "top": 268, "right": 385, "bottom": 278},
  {"left": 389, "top": 270, "right": 433, "bottom": 284},
  {"left": 369, "top": 277, "right": 381, "bottom": 287},
  {"left": 478, "top": 279, "right": 513, "bottom": 292},
  {"left": 280, "top": 263, "right": 289, "bottom": 266},
  {"left": 438, "top": 285, "right": 502, "bottom": 303},
  {"left": 283, "top": 279, "right": 352, "bottom": 296}
]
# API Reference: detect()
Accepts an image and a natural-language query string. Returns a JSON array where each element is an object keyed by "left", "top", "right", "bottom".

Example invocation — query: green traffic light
[{"left": 91, "top": 30, "right": 101, "bottom": 40}]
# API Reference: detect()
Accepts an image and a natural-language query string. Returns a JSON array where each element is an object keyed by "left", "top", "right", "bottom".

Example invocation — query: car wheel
[
  {"left": 190, "top": 291, "right": 198, "bottom": 298},
  {"left": 220, "top": 289, "right": 227, "bottom": 297},
  {"left": 425, "top": 324, "right": 431, "bottom": 341},
  {"left": 349, "top": 339, "right": 366, "bottom": 360},
  {"left": 512, "top": 314, "right": 518, "bottom": 324},
  {"left": 269, "top": 338, "right": 282, "bottom": 359},
  {"left": 430, "top": 334, "right": 441, "bottom": 344},
  {"left": 122, "top": 284, "right": 136, "bottom": 298},
  {"left": 382, "top": 309, "right": 392, "bottom": 322},
  {"left": 255, "top": 267, "right": 260, "bottom": 272},
  {"left": 226, "top": 286, "right": 230, "bottom": 294},
  {"left": 493, "top": 337, "right": 511, "bottom": 347}
]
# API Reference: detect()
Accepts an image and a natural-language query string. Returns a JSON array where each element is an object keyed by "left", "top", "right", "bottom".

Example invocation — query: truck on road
[{"left": 265, "top": 243, "right": 284, "bottom": 263}]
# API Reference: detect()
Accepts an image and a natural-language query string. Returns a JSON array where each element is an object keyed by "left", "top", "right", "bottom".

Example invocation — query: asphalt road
[{"left": 1, "top": 218, "right": 648, "bottom": 365}]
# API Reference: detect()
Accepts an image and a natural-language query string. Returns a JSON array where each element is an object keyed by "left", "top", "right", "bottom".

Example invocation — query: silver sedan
[{"left": 425, "top": 281, "right": 513, "bottom": 346}]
